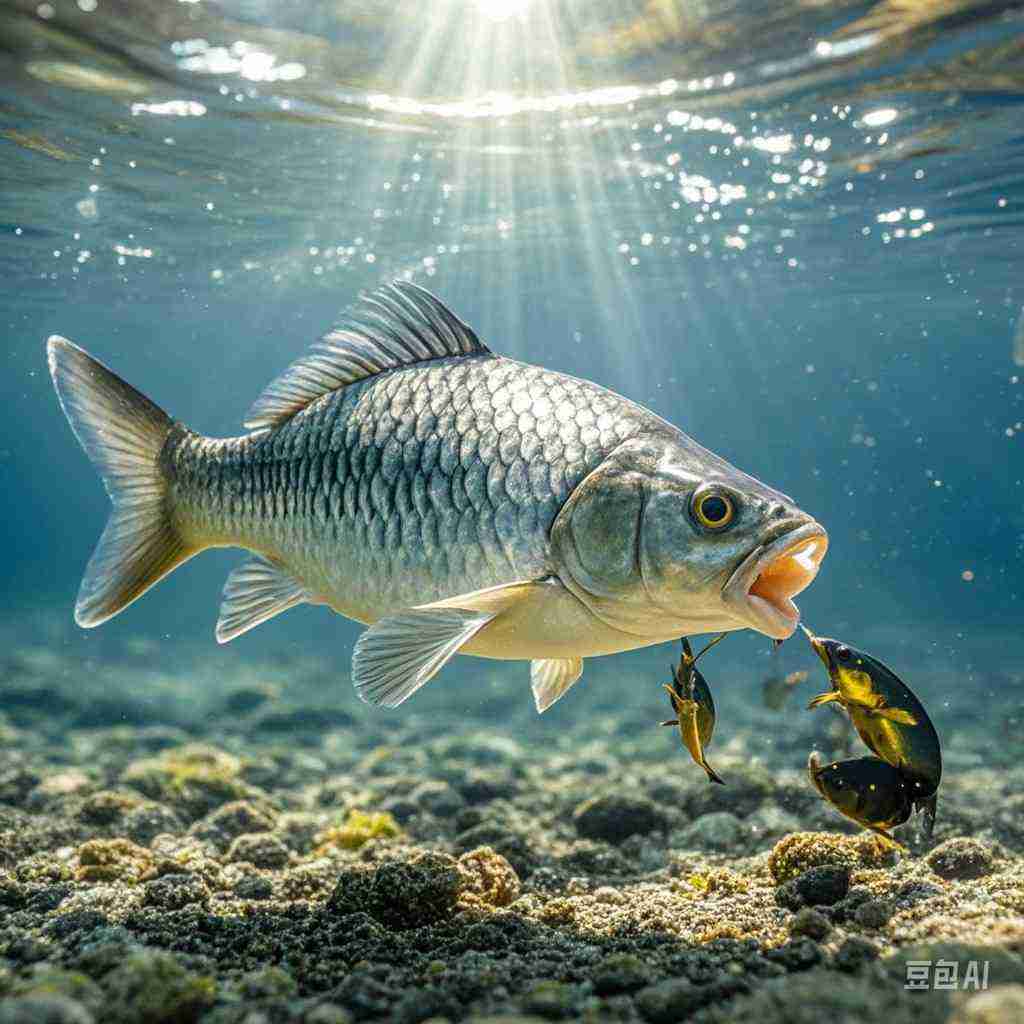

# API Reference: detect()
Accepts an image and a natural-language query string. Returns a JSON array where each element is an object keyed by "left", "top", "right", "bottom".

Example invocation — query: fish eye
[
  {"left": 835, "top": 645, "right": 852, "bottom": 662},
  {"left": 692, "top": 489, "right": 735, "bottom": 531}
]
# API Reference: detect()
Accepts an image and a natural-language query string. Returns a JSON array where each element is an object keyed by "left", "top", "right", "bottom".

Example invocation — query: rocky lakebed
[{"left": 1, "top": 619, "right": 1023, "bottom": 1024}]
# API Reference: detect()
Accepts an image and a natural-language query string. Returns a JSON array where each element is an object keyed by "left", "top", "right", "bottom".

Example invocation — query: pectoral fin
[
  {"left": 807, "top": 691, "right": 841, "bottom": 710},
  {"left": 871, "top": 706, "right": 918, "bottom": 726},
  {"left": 531, "top": 657, "right": 583, "bottom": 713},
  {"left": 216, "top": 555, "right": 309, "bottom": 643}
]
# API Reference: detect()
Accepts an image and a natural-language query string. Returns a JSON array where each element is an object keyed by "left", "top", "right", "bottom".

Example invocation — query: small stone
[
  {"left": 74, "top": 839, "right": 153, "bottom": 884},
  {"left": 833, "top": 936, "right": 879, "bottom": 972},
  {"left": 777, "top": 865, "right": 850, "bottom": 909},
  {"left": 303, "top": 1006, "right": 353, "bottom": 1024},
  {"left": 458, "top": 846, "right": 520, "bottom": 907},
  {"left": 927, "top": 837, "right": 995, "bottom": 880},
  {"left": 225, "top": 833, "right": 290, "bottom": 869},
  {"left": 764, "top": 938, "right": 823, "bottom": 972},
  {"left": 637, "top": 979, "right": 703, "bottom": 1024},
  {"left": 521, "top": 981, "right": 576, "bottom": 1020},
  {"left": 572, "top": 794, "right": 667, "bottom": 844},
  {"left": 789, "top": 908, "right": 831, "bottom": 940},
  {"left": 767, "top": 831, "right": 893, "bottom": 884},
  {"left": 675, "top": 812, "right": 745, "bottom": 852},
  {"left": 592, "top": 953, "right": 651, "bottom": 995},
  {"left": 853, "top": 898, "right": 893, "bottom": 930},
  {"left": 98, "top": 951, "right": 216, "bottom": 1023},
  {"left": 328, "top": 852, "right": 464, "bottom": 929},
  {"left": 189, "top": 801, "right": 276, "bottom": 849},
  {"left": 410, "top": 780, "right": 465, "bottom": 818},
  {"left": 142, "top": 873, "right": 209, "bottom": 911},
  {"left": 122, "top": 804, "right": 185, "bottom": 846},
  {"left": 76, "top": 791, "right": 141, "bottom": 827},
  {"left": 379, "top": 796, "right": 419, "bottom": 825},
  {"left": 0, "top": 996, "right": 95, "bottom": 1024},
  {"left": 454, "top": 822, "right": 537, "bottom": 877},
  {"left": 748, "top": 804, "right": 802, "bottom": 840},
  {"left": 235, "top": 966, "right": 297, "bottom": 1001},
  {"left": 6, "top": 967, "right": 103, "bottom": 1017},
  {"left": 233, "top": 875, "right": 273, "bottom": 900},
  {"left": 951, "top": 984, "right": 1024, "bottom": 1024}
]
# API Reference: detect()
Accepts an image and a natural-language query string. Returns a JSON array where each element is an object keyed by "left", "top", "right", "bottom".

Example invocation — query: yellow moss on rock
[
  {"left": 458, "top": 845, "right": 521, "bottom": 908},
  {"left": 767, "top": 831, "right": 895, "bottom": 884},
  {"left": 314, "top": 809, "right": 401, "bottom": 853},
  {"left": 76, "top": 838, "right": 155, "bottom": 883},
  {"left": 674, "top": 867, "right": 751, "bottom": 899}
]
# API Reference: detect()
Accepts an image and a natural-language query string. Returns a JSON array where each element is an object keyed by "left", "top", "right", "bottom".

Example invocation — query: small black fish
[
  {"left": 808, "top": 752, "right": 911, "bottom": 848},
  {"left": 801, "top": 626, "right": 941, "bottom": 838},
  {"left": 661, "top": 635, "right": 726, "bottom": 785}
]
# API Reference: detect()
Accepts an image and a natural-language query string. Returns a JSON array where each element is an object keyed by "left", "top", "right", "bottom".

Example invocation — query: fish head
[
  {"left": 809, "top": 757, "right": 864, "bottom": 818},
  {"left": 800, "top": 629, "right": 887, "bottom": 702},
  {"left": 552, "top": 435, "right": 827, "bottom": 640},
  {"left": 811, "top": 755, "right": 911, "bottom": 828}
]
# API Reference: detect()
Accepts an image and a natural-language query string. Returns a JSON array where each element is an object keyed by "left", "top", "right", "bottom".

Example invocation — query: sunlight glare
[{"left": 475, "top": 0, "right": 530, "bottom": 21}]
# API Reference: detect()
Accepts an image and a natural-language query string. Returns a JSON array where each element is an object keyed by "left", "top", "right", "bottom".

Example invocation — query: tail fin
[{"left": 47, "top": 336, "right": 194, "bottom": 627}]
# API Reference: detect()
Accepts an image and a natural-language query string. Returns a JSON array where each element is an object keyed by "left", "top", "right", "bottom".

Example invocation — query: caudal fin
[{"left": 47, "top": 336, "right": 194, "bottom": 627}]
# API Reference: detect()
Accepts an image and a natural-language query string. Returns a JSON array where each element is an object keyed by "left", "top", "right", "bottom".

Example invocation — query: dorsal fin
[{"left": 244, "top": 281, "right": 492, "bottom": 430}]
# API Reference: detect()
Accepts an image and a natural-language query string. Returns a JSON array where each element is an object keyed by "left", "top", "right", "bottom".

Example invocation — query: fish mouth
[
  {"left": 723, "top": 522, "right": 828, "bottom": 639},
  {"left": 800, "top": 623, "right": 832, "bottom": 670}
]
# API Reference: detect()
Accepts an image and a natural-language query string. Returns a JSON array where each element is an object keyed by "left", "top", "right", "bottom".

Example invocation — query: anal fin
[
  {"left": 531, "top": 657, "right": 583, "bottom": 713},
  {"left": 216, "top": 555, "right": 309, "bottom": 643}
]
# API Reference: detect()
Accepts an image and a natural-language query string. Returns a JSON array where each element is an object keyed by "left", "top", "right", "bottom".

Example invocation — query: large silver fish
[{"left": 47, "top": 282, "right": 827, "bottom": 712}]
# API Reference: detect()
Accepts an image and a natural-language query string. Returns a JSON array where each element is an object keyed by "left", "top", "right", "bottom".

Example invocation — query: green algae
[{"left": 314, "top": 808, "right": 401, "bottom": 853}]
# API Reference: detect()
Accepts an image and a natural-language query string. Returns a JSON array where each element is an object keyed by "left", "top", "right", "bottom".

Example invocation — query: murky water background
[{"left": 2, "top": 0, "right": 1023, "bottom": 751}]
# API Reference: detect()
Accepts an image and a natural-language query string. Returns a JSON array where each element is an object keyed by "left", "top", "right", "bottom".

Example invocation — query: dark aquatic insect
[
  {"left": 808, "top": 752, "right": 912, "bottom": 848},
  {"left": 47, "top": 282, "right": 828, "bottom": 713},
  {"left": 801, "top": 626, "right": 941, "bottom": 837},
  {"left": 661, "top": 635, "right": 726, "bottom": 785},
  {"left": 761, "top": 669, "right": 808, "bottom": 711}
]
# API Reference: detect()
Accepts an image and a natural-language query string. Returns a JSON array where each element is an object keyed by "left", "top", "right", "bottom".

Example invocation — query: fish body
[
  {"left": 48, "top": 282, "right": 827, "bottom": 712},
  {"left": 802, "top": 628, "right": 941, "bottom": 836},
  {"left": 661, "top": 636, "right": 724, "bottom": 784},
  {"left": 808, "top": 752, "right": 912, "bottom": 846}
]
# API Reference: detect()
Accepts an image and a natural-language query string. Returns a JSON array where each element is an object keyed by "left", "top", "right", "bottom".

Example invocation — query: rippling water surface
[{"left": 2, "top": 0, "right": 1023, "bottom": 716}]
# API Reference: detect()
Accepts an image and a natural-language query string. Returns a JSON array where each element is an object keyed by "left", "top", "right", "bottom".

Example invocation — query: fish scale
[{"left": 166, "top": 354, "right": 645, "bottom": 616}]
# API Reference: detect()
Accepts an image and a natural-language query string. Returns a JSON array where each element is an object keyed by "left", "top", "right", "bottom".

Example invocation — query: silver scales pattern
[{"left": 168, "top": 352, "right": 649, "bottom": 613}]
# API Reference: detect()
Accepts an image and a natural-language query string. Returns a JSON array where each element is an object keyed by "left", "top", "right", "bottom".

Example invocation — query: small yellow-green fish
[
  {"left": 47, "top": 282, "right": 828, "bottom": 713},
  {"left": 801, "top": 626, "right": 941, "bottom": 836},
  {"left": 808, "top": 751, "right": 911, "bottom": 848},
  {"left": 0, "top": 129, "right": 75, "bottom": 162},
  {"left": 25, "top": 60, "right": 150, "bottom": 96},
  {"left": 761, "top": 668, "right": 808, "bottom": 711},
  {"left": 661, "top": 635, "right": 725, "bottom": 785}
]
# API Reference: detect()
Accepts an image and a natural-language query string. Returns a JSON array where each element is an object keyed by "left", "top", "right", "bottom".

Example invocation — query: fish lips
[
  {"left": 799, "top": 623, "right": 833, "bottom": 671},
  {"left": 722, "top": 522, "right": 828, "bottom": 639}
]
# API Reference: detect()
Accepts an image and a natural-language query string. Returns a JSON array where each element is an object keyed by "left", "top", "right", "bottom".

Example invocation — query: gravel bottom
[{"left": 1, "top": 625, "right": 1023, "bottom": 1024}]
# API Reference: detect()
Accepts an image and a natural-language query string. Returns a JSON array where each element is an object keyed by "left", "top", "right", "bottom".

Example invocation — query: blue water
[{"left": 2, "top": 0, "right": 1023, "bottom": 740}]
